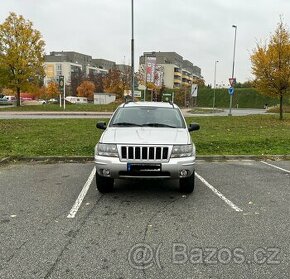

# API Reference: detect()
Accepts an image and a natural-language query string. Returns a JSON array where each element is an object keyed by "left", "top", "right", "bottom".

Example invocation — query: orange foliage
[{"left": 77, "top": 80, "right": 95, "bottom": 100}]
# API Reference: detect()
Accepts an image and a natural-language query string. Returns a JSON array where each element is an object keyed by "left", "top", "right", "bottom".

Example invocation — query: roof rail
[{"left": 123, "top": 99, "right": 134, "bottom": 107}]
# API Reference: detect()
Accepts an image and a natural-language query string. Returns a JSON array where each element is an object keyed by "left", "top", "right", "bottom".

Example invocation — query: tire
[
  {"left": 179, "top": 171, "right": 195, "bottom": 193},
  {"left": 96, "top": 172, "right": 114, "bottom": 193}
]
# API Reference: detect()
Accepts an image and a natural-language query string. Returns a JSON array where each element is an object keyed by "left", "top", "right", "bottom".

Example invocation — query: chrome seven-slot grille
[{"left": 120, "top": 146, "right": 169, "bottom": 161}]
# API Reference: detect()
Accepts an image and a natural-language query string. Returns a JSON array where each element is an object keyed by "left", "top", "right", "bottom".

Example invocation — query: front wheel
[
  {"left": 96, "top": 172, "right": 114, "bottom": 193},
  {"left": 179, "top": 171, "right": 195, "bottom": 193}
]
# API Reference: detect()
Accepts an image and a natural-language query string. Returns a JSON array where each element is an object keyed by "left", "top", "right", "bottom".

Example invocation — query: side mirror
[
  {"left": 188, "top": 123, "right": 200, "bottom": 132},
  {"left": 96, "top": 121, "right": 107, "bottom": 130}
]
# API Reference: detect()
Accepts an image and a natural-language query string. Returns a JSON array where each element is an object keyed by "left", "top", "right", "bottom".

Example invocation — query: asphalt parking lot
[{"left": 0, "top": 160, "right": 289, "bottom": 279}]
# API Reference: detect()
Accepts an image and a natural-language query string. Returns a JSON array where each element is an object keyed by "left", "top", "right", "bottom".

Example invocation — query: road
[
  {"left": 0, "top": 160, "right": 289, "bottom": 278},
  {"left": 0, "top": 108, "right": 269, "bottom": 119}
]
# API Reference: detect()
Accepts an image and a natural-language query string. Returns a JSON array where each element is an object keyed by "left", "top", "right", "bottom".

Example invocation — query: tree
[
  {"left": 88, "top": 71, "right": 104, "bottom": 93},
  {"left": 174, "top": 85, "right": 191, "bottom": 107},
  {"left": 0, "top": 12, "right": 45, "bottom": 106},
  {"left": 251, "top": 19, "right": 290, "bottom": 120},
  {"left": 120, "top": 67, "right": 131, "bottom": 94},
  {"left": 77, "top": 80, "right": 95, "bottom": 100},
  {"left": 70, "top": 67, "right": 85, "bottom": 96},
  {"left": 102, "top": 68, "right": 123, "bottom": 98},
  {"left": 33, "top": 82, "right": 60, "bottom": 100},
  {"left": 192, "top": 77, "right": 205, "bottom": 88}
]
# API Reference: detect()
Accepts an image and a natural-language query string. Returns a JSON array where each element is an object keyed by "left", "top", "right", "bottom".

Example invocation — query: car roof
[{"left": 119, "top": 101, "right": 179, "bottom": 109}]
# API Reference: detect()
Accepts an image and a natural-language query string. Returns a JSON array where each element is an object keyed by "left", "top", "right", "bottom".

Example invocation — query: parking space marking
[
  {"left": 195, "top": 172, "right": 243, "bottom": 212},
  {"left": 67, "top": 167, "right": 96, "bottom": 218},
  {"left": 261, "top": 161, "right": 290, "bottom": 174}
]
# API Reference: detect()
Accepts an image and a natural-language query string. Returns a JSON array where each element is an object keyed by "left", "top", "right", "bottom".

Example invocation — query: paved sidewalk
[
  {"left": 181, "top": 108, "right": 269, "bottom": 117},
  {"left": 0, "top": 108, "right": 269, "bottom": 119}
]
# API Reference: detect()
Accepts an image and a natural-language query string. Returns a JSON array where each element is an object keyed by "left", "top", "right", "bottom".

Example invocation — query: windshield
[{"left": 109, "top": 106, "right": 186, "bottom": 128}]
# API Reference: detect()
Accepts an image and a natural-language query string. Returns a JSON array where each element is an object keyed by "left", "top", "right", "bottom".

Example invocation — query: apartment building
[
  {"left": 44, "top": 51, "right": 109, "bottom": 86},
  {"left": 92, "top": 59, "right": 116, "bottom": 70},
  {"left": 44, "top": 52, "right": 131, "bottom": 86},
  {"left": 139, "top": 52, "right": 202, "bottom": 89}
]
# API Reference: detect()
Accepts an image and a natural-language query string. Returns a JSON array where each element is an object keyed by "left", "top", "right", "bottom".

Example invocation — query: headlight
[
  {"left": 171, "top": 144, "right": 194, "bottom": 158},
  {"left": 95, "top": 143, "right": 118, "bottom": 157}
]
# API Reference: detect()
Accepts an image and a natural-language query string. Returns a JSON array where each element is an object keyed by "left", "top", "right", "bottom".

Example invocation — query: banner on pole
[
  {"left": 146, "top": 57, "right": 156, "bottom": 83},
  {"left": 191, "top": 84, "right": 198, "bottom": 97},
  {"left": 229, "top": 78, "right": 236, "bottom": 86}
]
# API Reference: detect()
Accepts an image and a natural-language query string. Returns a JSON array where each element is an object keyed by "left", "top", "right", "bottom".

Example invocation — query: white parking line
[
  {"left": 261, "top": 161, "right": 290, "bottom": 174},
  {"left": 195, "top": 172, "right": 243, "bottom": 212},
  {"left": 67, "top": 167, "right": 96, "bottom": 218}
]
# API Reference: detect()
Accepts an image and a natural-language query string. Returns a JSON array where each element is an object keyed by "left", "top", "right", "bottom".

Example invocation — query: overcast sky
[{"left": 1, "top": 0, "right": 289, "bottom": 85}]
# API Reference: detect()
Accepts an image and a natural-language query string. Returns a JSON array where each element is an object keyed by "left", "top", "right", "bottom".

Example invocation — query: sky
[{"left": 1, "top": 0, "right": 290, "bottom": 86}]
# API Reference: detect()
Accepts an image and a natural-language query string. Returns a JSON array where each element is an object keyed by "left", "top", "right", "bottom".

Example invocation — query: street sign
[
  {"left": 228, "top": 87, "right": 235, "bottom": 95},
  {"left": 162, "top": 92, "right": 174, "bottom": 102},
  {"left": 58, "top": 75, "right": 64, "bottom": 93},
  {"left": 124, "top": 90, "right": 142, "bottom": 97},
  {"left": 229, "top": 78, "right": 236, "bottom": 86}
]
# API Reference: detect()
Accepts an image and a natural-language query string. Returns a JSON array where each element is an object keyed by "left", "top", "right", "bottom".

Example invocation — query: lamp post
[
  {"left": 131, "top": 0, "right": 135, "bottom": 101},
  {"left": 228, "top": 24, "right": 237, "bottom": 116},
  {"left": 144, "top": 54, "right": 147, "bottom": 101},
  {"left": 212, "top": 60, "right": 219, "bottom": 112}
]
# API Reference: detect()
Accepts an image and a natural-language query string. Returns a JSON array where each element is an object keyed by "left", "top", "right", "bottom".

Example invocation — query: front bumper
[{"left": 94, "top": 155, "right": 195, "bottom": 179}]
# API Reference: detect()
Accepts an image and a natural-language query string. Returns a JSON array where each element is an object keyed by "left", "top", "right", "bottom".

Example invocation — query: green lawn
[
  {"left": 0, "top": 103, "right": 119, "bottom": 112},
  {"left": 0, "top": 115, "right": 289, "bottom": 158}
]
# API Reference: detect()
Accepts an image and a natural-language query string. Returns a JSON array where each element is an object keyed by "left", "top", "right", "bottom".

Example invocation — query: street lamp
[
  {"left": 131, "top": 0, "right": 135, "bottom": 101},
  {"left": 212, "top": 60, "right": 219, "bottom": 112},
  {"left": 228, "top": 24, "right": 237, "bottom": 116}
]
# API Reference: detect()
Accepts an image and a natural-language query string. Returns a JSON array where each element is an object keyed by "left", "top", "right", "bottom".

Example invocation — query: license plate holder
[{"left": 127, "top": 163, "right": 161, "bottom": 172}]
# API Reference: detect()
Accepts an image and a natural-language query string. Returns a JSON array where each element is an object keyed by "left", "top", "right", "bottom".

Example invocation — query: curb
[
  {"left": 0, "top": 156, "right": 93, "bottom": 165},
  {"left": 1, "top": 155, "right": 289, "bottom": 165},
  {"left": 0, "top": 111, "right": 113, "bottom": 115},
  {"left": 196, "top": 155, "right": 290, "bottom": 161}
]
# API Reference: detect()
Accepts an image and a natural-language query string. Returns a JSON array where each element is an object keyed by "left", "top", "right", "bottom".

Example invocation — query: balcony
[{"left": 182, "top": 81, "right": 190, "bottom": 86}]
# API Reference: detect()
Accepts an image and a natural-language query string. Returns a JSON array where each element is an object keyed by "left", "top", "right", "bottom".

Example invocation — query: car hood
[{"left": 100, "top": 127, "right": 191, "bottom": 145}]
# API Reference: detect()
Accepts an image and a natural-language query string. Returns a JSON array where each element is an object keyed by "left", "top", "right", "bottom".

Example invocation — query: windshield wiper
[
  {"left": 112, "top": 122, "right": 141, "bottom": 127},
  {"left": 141, "top": 123, "right": 177, "bottom": 128}
]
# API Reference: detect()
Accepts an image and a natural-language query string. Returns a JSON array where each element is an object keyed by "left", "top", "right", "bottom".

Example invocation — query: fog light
[
  {"left": 102, "top": 169, "right": 110, "bottom": 176},
  {"left": 180, "top": 169, "right": 188, "bottom": 177}
]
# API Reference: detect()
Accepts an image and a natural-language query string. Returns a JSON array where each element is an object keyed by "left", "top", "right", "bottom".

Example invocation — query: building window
[{"left": 56, "top": 64, "right": 62, "bottom": 76}]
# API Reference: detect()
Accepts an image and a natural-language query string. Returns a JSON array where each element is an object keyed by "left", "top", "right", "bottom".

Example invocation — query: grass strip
[{"left": 0, "top": 114, "right": 289, "bottom": 157}]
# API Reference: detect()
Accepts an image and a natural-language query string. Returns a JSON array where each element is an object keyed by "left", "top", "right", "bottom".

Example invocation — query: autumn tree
[
  {"left": 120, "top": 67, "right": 131, "bottom": 93},
  {"left": 70, "top": 67, "right": 85, "bottom": 96},
  {"left": 251, "top": 19, "right": 290, "bottom": 120},
  {"left": 88, "top": 71, "right": 104, "bottom": 93},
  {"left": 35, "top": 82, "right": 60, "bottom": 100},
  {"left": 33, "top": 82, "right": 59, "bottom": 100},
  {"left": 192, "top": 77, "right": 205, "bottom": 88},
  {"left": 173, "top": 85, "right": 191, "bottom": 107},
  {"left": 77, "top": 80, "right": 95, "bottom": 100},
  {"left": 102, "top": 68, "right": 123, "bottom": 98},
  {"left": 0, "top": 12, "right": 45, "bottom": 106}
]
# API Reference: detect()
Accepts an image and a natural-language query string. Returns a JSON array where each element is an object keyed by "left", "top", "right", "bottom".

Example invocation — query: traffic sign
[
  {"left": 228, "top": 87, "right": 235, "bottom": 95},
  {"left": 229, "top": 78, "right": 236, "bottom": 86},
  {"left": 58, "top": 75, "right": 64, "bottom": 93}
]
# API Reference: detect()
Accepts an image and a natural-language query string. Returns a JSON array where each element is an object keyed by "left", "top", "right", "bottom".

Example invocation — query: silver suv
[{"left": 94, "top": 101, "right": 200, "bottom": 193}]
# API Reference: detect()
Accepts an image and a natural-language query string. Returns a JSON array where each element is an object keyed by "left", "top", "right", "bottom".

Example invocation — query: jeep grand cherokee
[{"left": 95, "top": 101, "right": 200, "bottom": 193}]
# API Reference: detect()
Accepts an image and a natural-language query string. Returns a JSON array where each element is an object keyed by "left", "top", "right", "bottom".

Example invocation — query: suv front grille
[{"left": 120, "top": 146, "right": 169, "bottom": 161}]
